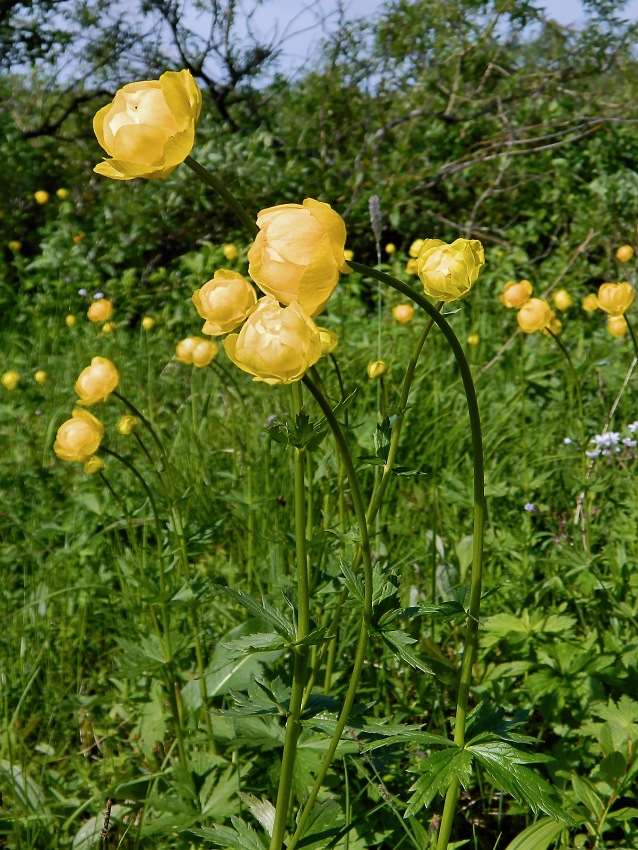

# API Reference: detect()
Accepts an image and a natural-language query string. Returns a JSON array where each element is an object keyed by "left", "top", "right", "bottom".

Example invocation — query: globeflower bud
[
  {"left": 117, "top": 415, "right": 139, "bottom": 435},
  {"left": 176, "top": 337, "right": 199, "bottom": 364},
  {"left": 248, "top": 198, "right": 350, "bottom": 316},
  {"left": 597, "top": 282, "right": 634, "bottom": 316},
  {"left": 223, "top": 298, "right": 323, "bottom": 385},
  {"left": 367, "top": 360, "right": 388, "bottom": 379},
  {"left": 75, "top": 356, "right": 119, "bottom": 405},
  {"left": 223, "top": 243, "right": 239, "bottom": 260},
  {"left": 101, "top": 321, "right": 116, "bottom": 334},
  {"left": 87, "top": 298, "right": 113, "bottom": 322},
  {"left": 385, "top": 243, "right": 396, "bottom": 254},
  {"left": 1, "top": 371, "right": 20, "bottom": 390},
  {"left": 66, "top": 315, "right": 77, "bottom": 327},
  {"left": 416, "top": 238, "right": 485, "bottom": 302},
  {"left": 54, "top": 408, "right": 104, "bottom": 463},
  {"left": 552, "top": 289, "right": 573, "bottom": 311},
  {"left": 8, "top": 241, "right": 21, "bottom": 252},
  {"left": 318, "top": 327, "right": 338, "bottom": 355},
  {"left": 608, "top": 314, "right": 628, "bottom": 338},
  {"left": 582, "top": 294, "right": 599, "bottom": 313},
  {"left": 616, "top": 244, "right": 634, "bottom": 262},
  {"left": 34, "top": 190, "right": 49, "bottom": 205},
  {"left": 141, "top": 316, "right": 155, "bottom": 329},
  {"left": 499, "top": 280, "right": 533, "bottom": 309},
  {"left": 393, "top": 303, "right": 415, "bottom": 324},
  {"left": 192, "top": 339, "right": 219, "bottom": 367},
  {"left": 344, "top": 249, "right": 354, "bottom": 262},
  {"left": 93, "top": 69, "right": 202, "bottom": 180},
  {"left": 467, "top": 333, "right": 480, "bottom": 347},
  {"left": 84, "top": 456, "right": 105, "bottom": 475},
  {"left": 192, "top": 270, "right": 257, "bottom": 335},
  {"left": 405, "top": 259, "right": 418, "bottom": 275},
  {"left": 517, "top": 298, "right": 554, "bottom": 333},
  {"left": 34, "top": 370, "right": 47, "bottom": 384},
  {"left": 409, "top": 239, "right": 424, "bottom": 258},
  {"left": 56, "top": 188, "right": 70, "bottom": 199}
]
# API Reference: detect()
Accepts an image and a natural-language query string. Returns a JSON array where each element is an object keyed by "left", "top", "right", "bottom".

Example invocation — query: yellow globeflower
[
  {"left": 75, "top": 356, "right": 119, "bottom": 405},
  {"left": 141, "top": 316, "right": 155, "bottom": 330},
  {"left": 393, "top": 303, "right": 415, "bottom": 324},
  {"left": 367, "top": 360, "right": 388, "bottom": 379},
  {"left": 385, "top": 243, "right": 397, "bottom": 254},
  {"left": 72, "top": 232, "right": 86, "bottom": 244},
  {"left": 616, "top": 244, "right": 634, "bottom": 262},
  {"left": 8, "top": 240, "right": 21, "bottom": 252},
  {"left": 467, "top": 333, "right": 480, "bottom": 346},
  {"left": 552, "top": 289, "right": 573, "bottom": 311},
  {"left": 192, "top": 270, "right": 257, "bottom": 335},
  {"left": 93, "top": 69, "right": 202, "bottom": 180},
  {"left": 344, "top": 249, "right": 354, "bottom": 262},
  {"left": 223, "top": 297, "right": 323, "bottom": 385},
  {"left": 117, "top": 415, "right": 139, "bottom": 435},
  {"left": 597, "top": 282, "right": 634, "bottom": 316},
  {"left": 56, "top": 188, "right": 70, "bottom": 199},
  {"left": 34, "top": 190, "right": 49, "bottom": 205},
  {"left": 102, "top": 321, "right": 117, "bottom": 333},
  {"left": 608, "top": 314, "right": 628, "bottom": 337},
  {"left": 176, "top": 337, "right": 199, "bottom": 364},
  {"left": 223, "top": 243, "right": 239, "bottom": 261},
  {"left": 87, "top": 298, "right": 113, "bottom": 322},
  {"left": 517, "top": 298, "right": 554, "bottom": 333},
  {"left": 417, "top": 238, "right": 484, "bottom": 302},
  {"left": 405, "top": 259, "right": 418, "bottom": 275},
  {"left": 499, "top": 279, "right": 533, "bottom": 309},
  {"left": 248, "top": 199, "right": 350, "bottom": 317},
  {"left": 34, "top": 370, "right": 47, "bottom": 384},
  {"left": 192, "top": 339, "right": 219, "bottom": 367},
  {"left": 84, "top": 456, "right": 105, "bottom": 474},
  {"left": 318, "top": 327, "right": 338, "bottom": 355},
  {"left": 66, "top": 314, "right": 77, "bottom": 327},
  {"left": 1, "top": 371, "right": 20, "bottom": 390},
  {"left": 54, "top": 408, "right": 104, "bottom": 463},
  {"left": 409, "top": 239, "right": 424, "bottom": 258},
  {"left": 582, "top": 293, "right": 599, "bottom": 313}
]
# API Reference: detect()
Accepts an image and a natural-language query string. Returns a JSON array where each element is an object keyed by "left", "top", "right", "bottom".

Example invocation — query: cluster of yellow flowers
[{"left": 1, "top": 370, "right": 48, "bottom": 390}]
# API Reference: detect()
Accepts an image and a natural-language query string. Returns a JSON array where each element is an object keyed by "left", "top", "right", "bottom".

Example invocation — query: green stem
[
  {"left": 286, "top": 376, "right": 373, "bottom": 850},
  {"left": 269, "top": 383, "right": 311, "bottom": 850},
  {"left": 625, "top": 315, "right": 638, "bottom": 360},
  {"left": 184, "top": 155, "right": 258, "bottom": 238},
  {"left": 348, "top": 262, "right": 485, "bottom": 850}
]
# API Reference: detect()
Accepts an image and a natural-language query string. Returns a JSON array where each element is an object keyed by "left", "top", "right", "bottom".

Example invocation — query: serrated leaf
[
  {"left": 380, "top": 630, "right": 434, "bottom": 674},
  {"left": 405, "top": 747, "right": 474, "bottom": 817},
  {"left": 238, "top": 793, "right": 276, "bottom": 837},
  {"left": 222, "top": 588, "right": 295, "bottom": 640}
]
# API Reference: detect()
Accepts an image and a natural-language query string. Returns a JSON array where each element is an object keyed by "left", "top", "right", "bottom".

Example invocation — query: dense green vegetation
[{"left": 2, "top": 1, "right": 638, "bottom": 848}]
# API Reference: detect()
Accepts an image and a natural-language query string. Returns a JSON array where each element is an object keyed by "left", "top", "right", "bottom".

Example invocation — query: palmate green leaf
[
  {"left": 380, "top": 629, "right": 435, "bottom": 674},
  {"left": 221, "top": 632, "right": 287, "bottom": 658},
  {"left": 466, "top": 701, "right": 536, "bottom": 743},
  {"left": 222, "top": 587, "right": 295, "bottom": 640},
  {"left": 191, "top": 815, "right": 268, "bottom": 849},
  {"left": 405, "top": 747, "right": 474, "bottom": 817},
  {"left": 503, "top": 817, "right": 566, "bottom": 850},
  {"left": 238, "top": 793, "right": 276, "bottom": 837},
  {"left": 223, "top": 676, "right": 291, "bottom": 717}
]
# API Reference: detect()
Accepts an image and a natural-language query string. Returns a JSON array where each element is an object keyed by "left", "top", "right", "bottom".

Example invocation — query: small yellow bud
[
  {"left": 192, "top": 339, "right": 219, "bottom": 367},
  {"left": 409, "top": 239, "right": 424, "bottom": 258},
  {"left": 1, "top": 371, "right": 20, "bottom": 390},
  {"left": 223, "top": 243, "right": 239, "bottom": 260},
  {"left": 141, "top": 316, "right": 155, "bottom": 330},
  {"left": 499, "top": 280, "right": 532, "bottom": 309},
  {"left": 582, "top": 293, "right": 599, "bottom": 313},
  {"left": 117, "top": 415, "right": 139, "bottom": 435},
  {"left": 393, "top": 303, "right": 415, "bottom": 324},
  {"left": 616, "top": 244, "right": 634, "bottom": 262},
  {"left": 56, "top": 188, "right": 70, "bottom": 199},
  {"left": 344, "top": 249, "right": 354, "bottom": 262},
  {"left": 552, "top": 289, "right": 573, "bottom": 311},
  {"left": 34, "top": 190, "right": 49, "bottom": 205},
  {"left": 385, "top": 243, "right": 396, "bottom": 254},
  {"left": 34, "top": 370, "right": 47, "bottom": 384},
  {"left": 367, "top": 360, "right": 388, "bottom": 379},
  {"left": 101, "top": 321, "right": 117, "bottom": 333},
  {"left": 66, "top": 314, "right": 77, "bottom": 327},
  {"left": 72, "top": 232, "right": 86, "bottom": 244},
  {"left": 608, "top": 314, "right": 628, "bottom": 338},
  {"left": 8, "top": 240, "right": 21, "bottom": 252},
  {"left": 467, "top": 333, "right": 480, "bottom": 346},
  {"left": 84, "top": 455, "right": 105, "bottom": 475}
]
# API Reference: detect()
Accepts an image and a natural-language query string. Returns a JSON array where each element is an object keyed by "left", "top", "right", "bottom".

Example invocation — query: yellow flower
[
  {"left": 616, "top": 244, "right": 634, "bottom": 262},
  {"left": 34, "top": 190, "right": 49, "bottom": 205},
  {"left": 499, "top": 279, "right": 533, "bottom": 308},
  {"left": 582, "top": 293, "right": 599, "bottom": 313},
  {"left": 416, "top": 238, "right": 485, "bottom": 302},
  {"left": 223, "top": 297, "right": 322, "bottom": 385},
  {"left": 56, "top": 188, "right": 70, "bottom": 199},
  {"left": 552, "top": 289, "right": 573, "bottom": 311},
  {"left": 84, "top": 456, "right": 105, "bottom": 474},
  {"left": 517, "top": 298, "right": 555, "bottom": 333},
  {"left": 1, "top": 371, "right": 20, "bottom": 390},
  {"left": 344, "top": 249, "right": 354, "bottom": 262},
  {"left": 73, "top": 232, "right": 86, "bottom": 244},
  {"left": 141, "top": 316, "right": 155, "bottom": 330},
  {"left": 405, "top": 259, "right": 418, "bottom": 275},
  {"left": 176, "top": 337, "right": 199, "bottom": 364},
  {"left": 409, "top": 239, "right": 424, "bottom": 258},
  {"left": 318, "top": 327, "right": 338, "bottom": 355},
  {"left": 608, "top": 314, "right": 628, "bottom": 338},
  {"left": 385, "top": 243, "right": 396, "bottom": 254},
  {"left": 93, "top": 69, "right": 202, "bottom": 180},
  {"left": 393, "top": 303, "right": 415, "bottom": 324},
  {"left": 597, "top": 282, "right": 634, "bottom": 316},
  {"left": 54, "top": 408, "right": 104, "bottom": 463},
  {"left": 34, "top": 370, "right": 47, "bottom": 384},
  {"left": 117, "top": 414, "right": 139, "bottom": 435},
  {"left": 102, "top": 321, "right": 117, "bottom": 333},
  {"left": 223, "top": 243, "right": 239, "bottom": 260},
  {"left": 66, "top": 314, "right": 77, "bottom": 327},
  {"left": 544, "top": 316, "right": 562, "bottom": 336},
  {"left": 367, "top": 360, "right": 388, "bottom": 379},
  {"left": 8, "top": 240, "right": 21, "bottom": 252},
  {"left": 247, "top": 198, "right": 350, "bottom": 316},
  {"left": 467, "top": 333, "right": 480, "bottom": 346},
  {"left": 87, "top": 298, "right": 113, "bottom": 322},
  {"left": 192, "top": 339, "right": 219, "bottom": 367},
  {"left": 75, "top": 356, "right": 119, "bottom": 405},
  {"left": 192, "top": 270, "right": 257, "bottom": 335}
]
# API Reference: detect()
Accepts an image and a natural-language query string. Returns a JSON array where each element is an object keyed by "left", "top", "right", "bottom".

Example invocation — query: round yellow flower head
[
  {"left": 192, "top": 339, "right": 219, "bottom": 367},
  {"left": 393, "top": 303, "right": 415, "bottom": 324},
  {"left": 93, "top": 69, "right": 202, "bottom": 180},
  {"left": 223, "top": 297, "right": 323, "bottom": 385},
  {"left": 517, "top": 298, "right": 554, "bottom": 333},
  {"left": 543, "top": 316, "right": 562, "bottom": 336},
  {"left": 34, "top": 190, "right": 49, "bottom": 205},
  {"left": 616, "top": 244, "right": 634, "bottom": 262},
  {"left": 318, "top": 327, "right": 338, "bottom": 355},
  {"left": 467, "top": 333, "right": 480, "bottom": 346},
  {"left": 54, "top": 408, "right": 104, "bottom": 463},
  {"left": 367, "top": 360, "right": 388, "bottom": 379},
  {"left": 223, "top": 243, "right": 239, "bottom": 261},
  {"left": 101, "top": 321, "right": 117, "bottom": 334},
  {"left": 56, "top": 188, "right": 70, "bottom": 199},
  {"left": 409, "top": 239, "right": 424, "bottom": 258},
  {"left": 192, "top": 270, "right": 257, "bottom": 335},
  {"left": 417, "top": 238, "right": 485, "bottom": 302},
  {"left": 385, "top": 243, "right": 396, "bottom": 255},
  {"left": 248, "top": 198, "right": 350, "bottom": 317},
  {"left": 84, "top": 455, "right": 105, "bottom": 475},
  {"left": 8, "top": 240, "right": 21, "bottom": 252},
  {"left": 34, "top": 370, "right": 47, "bottom": 385},
  {"left": 176, "top": 337, "right": 199, "bottom": 364},
  {"left": 87, "top": 298, "right": 113, "bottom": 322},
  {"left": 405, "top": 259, "right": 418, "bottom": 275},
  {"left": 1, "top": 371, "right": 20, "bottom": 390},
  {"left": 608, "top": 314, "right": 628, "bottom": 337},
  {"left": 73, "top": 232, "right": 86, "bottom": 244},
  {"left": 597, "top": 282, "right": 634, "bottom": 316},
  {"left": 552, "top": 289, "right": 573, "bottom": 311},
  {"left": 499, "top": 279, "right": 533, "bottom": 309},
  {"left": 117, "top": 414, "right": 139, "bottom": 435},
  {"left": 75, "top": 356, "right": 119, "bottom": 405},
  {"left": 344, "top": 249, "right": 354, "bottom": 262},
  {"left": 582, "top": 293, "right": 599, "bottom": 313},
  {"left": 66, "top": 314, "right": 77, "bottom": 327},
  {"left": 141, "top": 316, "right": 155, "bottom": 330}
]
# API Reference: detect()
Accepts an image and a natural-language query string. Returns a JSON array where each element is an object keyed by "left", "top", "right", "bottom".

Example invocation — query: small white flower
[
  {"left": 586, "top": 449, "right": 601, "bottom": 459},
  {"left": 524, "top": 503, "right": 536, "bottom": 513},
  {"left": 94, "top": 291, "right": 105, "bottom": 300},
  {"left": 623, "top": 437, "right": 637, "bottom": 447},
  {"left": 563, "top": 437, "right": 572, "bottom": 445},
  {"left": 78, "top": 288, "right": 87, "bottom": 296},
  {"left": 628, "top": 421, "right": 638, "bottom": 434},
  {"left": 592, "top": 432, "right": 620, "bottom": 450}
]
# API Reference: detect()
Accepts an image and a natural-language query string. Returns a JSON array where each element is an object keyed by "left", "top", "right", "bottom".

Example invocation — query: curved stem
[
  {"left": 625, "top": 315, "right": 638, "bottom": 360},
  {"left": 348, "top": 262, "right": 485, "bottom": 850},
  {"left": 184, "top": 155, "right": 258, "bottom": 238}
]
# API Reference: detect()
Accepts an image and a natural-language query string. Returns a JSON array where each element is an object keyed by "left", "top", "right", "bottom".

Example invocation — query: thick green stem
[
  {"left": 269, "top": 383, "right": 311, "bottom": 850},
  {"left": 184, "top": 155, "right": 258, "bottom": 238},
  {"left": 348, "top": 262, "right": 485, "bottom": 850}
]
